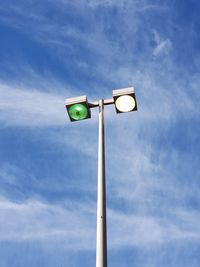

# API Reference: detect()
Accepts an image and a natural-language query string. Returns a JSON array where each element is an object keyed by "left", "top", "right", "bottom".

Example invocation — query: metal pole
[{"left": 96, "top": 99, "right": 107, "bottom": 267}]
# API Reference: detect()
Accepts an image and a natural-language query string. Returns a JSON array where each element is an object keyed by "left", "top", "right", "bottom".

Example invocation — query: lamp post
[{"left": 65, "top": 87, "right": 137, "bottom": 267}]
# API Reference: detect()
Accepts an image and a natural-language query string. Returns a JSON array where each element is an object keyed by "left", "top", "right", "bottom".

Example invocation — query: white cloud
[
  {"left": 0, "top": 163, "right": 19, "bottom": 186},
  {"left": 0, "top": 82, "right": 67, "bottom": 127},
  {"left": 153, "top": 39, "right": 172, "bottom": 56},
  {"left": 0, "top": 0, "right": 167, "bottom": 71},
  {"left": 108, "top": 208, "right": 200, "bottom": 247},
  {"left": 0, "top": 196, "right": 96, "bottom": 249},
  {"left": 0, "top": 196, "right": 199, "bottom": 250},
  {"left": 0, "top": 1, "right": 199, "bottom": 258},
  {"left": 87, "top": 0, "right": 126, "bottom": 8},
  {"left": 87, "top": 0, "right": 164, "bottom": 10},
  {"left": 152, "top": 30, "right": 172, "bottom": 56}
]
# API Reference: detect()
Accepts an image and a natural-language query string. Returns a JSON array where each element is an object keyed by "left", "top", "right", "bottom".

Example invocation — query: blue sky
[{"left": 0, "top": 0, "right": 200, "bottom": 266}]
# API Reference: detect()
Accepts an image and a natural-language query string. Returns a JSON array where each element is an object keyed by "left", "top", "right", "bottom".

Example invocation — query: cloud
[
  {"left": 0, "top": 82, "right": 67, "bottom": 127},
  {"left": 108, "top": 208, "right": 200, "bottom": 248},
  {"left": 87, "top": 0, "right": 165, "bottom": 11},
  {"left": 0, "top": 196, "right": 96, "bottom": 250},
  {"left": 0, "top": 2, "right": 199, "bottom": 267},
  {"left": 0, "top": 163, "right": 19, "bottom": 186},
  {"left": 87, "top": 0, "right": 130, "bottom": 8},
  {"left": 153, "top": 39, "right": 172, "bottom": 56},
  {"left": 0, "top": 0, "right": 168, "bottom": 71},
  {"left": 152, "top": 30, "right": 172, "bottom": 56},
  {"left": 0, "top": 196, "right": 199, "bottom": 250}
]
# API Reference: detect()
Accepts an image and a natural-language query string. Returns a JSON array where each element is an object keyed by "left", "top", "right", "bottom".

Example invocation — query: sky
[{"left": 0, "top": 0, "right": 200, "bottom": 266}]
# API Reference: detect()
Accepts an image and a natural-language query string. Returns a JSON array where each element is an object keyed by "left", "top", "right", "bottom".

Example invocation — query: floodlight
[
  {"left": 113, "top": 87, "right": 137, "bottom": 113},
  {"left": 65, "top": 87, "right": 138, "bottom": 267},
  {"left": 65, "top": 95, "right": 91, "bottom": 121}
]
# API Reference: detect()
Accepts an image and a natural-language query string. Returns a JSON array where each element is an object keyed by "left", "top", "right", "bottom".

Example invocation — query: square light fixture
[
  {"left": 65, "top": 95, "right": 91, "bottom": 121},
  {"left": 113, "top": 87, "right": 137, "bottom": 113}
]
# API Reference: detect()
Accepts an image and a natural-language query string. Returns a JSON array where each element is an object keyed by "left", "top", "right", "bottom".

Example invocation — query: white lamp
[{"left": 113, "top": 87, "right": 137, "bottom": 113}]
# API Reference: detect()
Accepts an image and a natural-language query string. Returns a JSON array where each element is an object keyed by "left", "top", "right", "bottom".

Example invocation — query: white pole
[{"left": 96, "top": 99, "right": 107, "bottom": 267}]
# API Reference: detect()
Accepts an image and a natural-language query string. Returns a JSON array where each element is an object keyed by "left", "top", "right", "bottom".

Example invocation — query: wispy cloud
[
  {"left": 0, "top": 196, "right": 95, "bottom": 249},
  {"left": 0, "top": 82, "right": 67, "bottom": 127},
  {"left": 108, "top": 208, "right": 200, "bottom": 247},
  {"left": 0, "top": 1, "right": 199, "bottom": 266},
  {"left": 0, "top": 196, "right": 199, "bottom": 250},
  {"left": 152, "top": 30, "right": 172, "bottom": 56},
  {"left": 87, "top": 0, "right": 165, "bottom": 10},
  {"left": 0, "top": 0, "right": 168, "bottom": 76}
]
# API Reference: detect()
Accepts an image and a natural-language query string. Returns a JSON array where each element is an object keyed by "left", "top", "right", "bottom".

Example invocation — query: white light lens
[{"left": 115, "top": 95, "right": 135, "bottom": 112}]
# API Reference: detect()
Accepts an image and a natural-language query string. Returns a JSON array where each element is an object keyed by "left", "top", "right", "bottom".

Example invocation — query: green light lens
[{"left": 68, "top": 104, "right": 88, "bottom": 120}]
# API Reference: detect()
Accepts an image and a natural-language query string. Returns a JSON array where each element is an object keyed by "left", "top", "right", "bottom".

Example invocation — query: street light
[{"left": 65, "top": 86, "right": 137, "bottom": 267}]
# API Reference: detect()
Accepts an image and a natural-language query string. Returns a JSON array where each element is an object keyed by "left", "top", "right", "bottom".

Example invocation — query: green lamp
[{"left": 65, "top": 96, "right": 91, "bottom": 121}]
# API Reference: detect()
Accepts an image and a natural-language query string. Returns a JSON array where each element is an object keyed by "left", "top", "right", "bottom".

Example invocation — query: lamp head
[
  {"left": 65, "top": 95, "right": 91, "bottom": 122},
  {"left": 113, "top": 87, "right": 137, "bottom": 113}
]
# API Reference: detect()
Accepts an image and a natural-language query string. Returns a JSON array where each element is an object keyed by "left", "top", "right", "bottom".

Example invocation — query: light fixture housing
[
  {"left": 113, "top": 87, "right": 137, "bottom": 113},
  {"left": 65, "top": 95, "right": 91, "bottom": 121}
]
